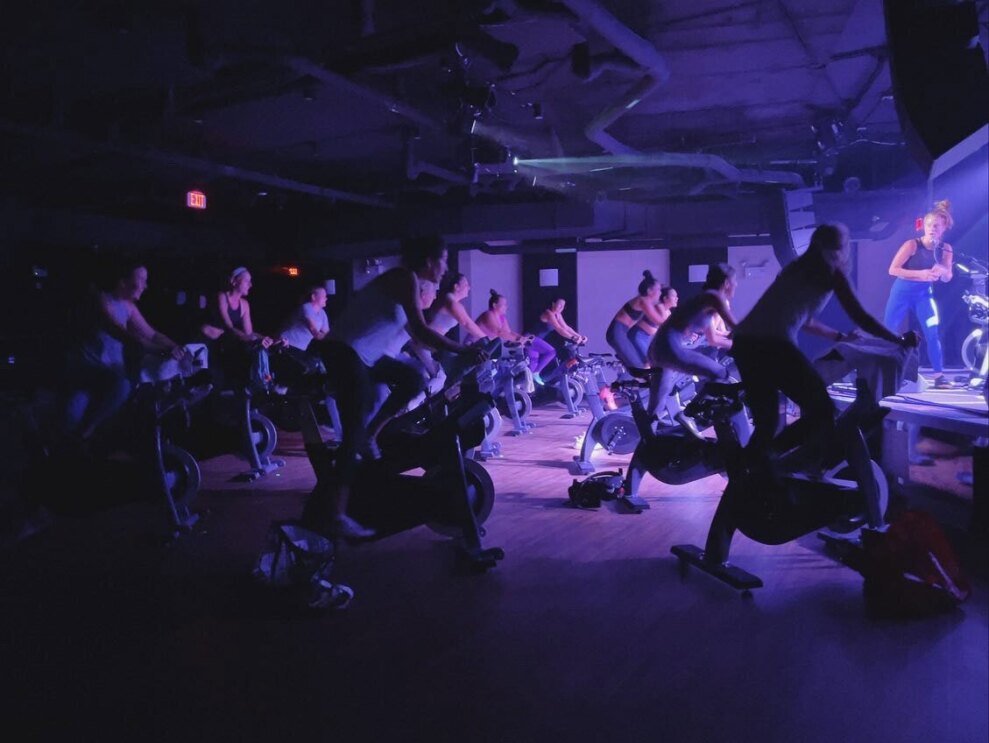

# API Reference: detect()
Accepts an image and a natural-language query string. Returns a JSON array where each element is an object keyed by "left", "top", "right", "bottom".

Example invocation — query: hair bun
[
  {"left": 489, "top": 289, "right": 498, "bottom": 297},
  {"left": 934, "top": 199, "right": 952, "bottom": 212},
  {"left": 642, "top": 269, "right": 654, "bottom": 280}
]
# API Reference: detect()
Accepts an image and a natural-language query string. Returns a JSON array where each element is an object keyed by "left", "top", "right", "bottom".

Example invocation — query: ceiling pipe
[
  {"left": 559, "top": 0, "right": 670, "bottom": 155},
  {"left": 503, "top": 153, "right": 804, "bottom": 188},
  {"left": 0, "top": 119, "right": 395, "bottom": 209}
]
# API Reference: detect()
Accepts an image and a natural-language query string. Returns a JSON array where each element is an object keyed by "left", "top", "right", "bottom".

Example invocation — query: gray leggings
[
  {"left": 646, "top": 329, "right": 728, "bottom": 417},
  {"left": 606, "top": 319, "right": 645, "bottom": 369}
]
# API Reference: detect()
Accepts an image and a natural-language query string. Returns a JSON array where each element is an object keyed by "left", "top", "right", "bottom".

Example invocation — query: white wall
[
  {"left": 726, "top": 245, "right": 780, "bottom": 322},
  {"left": 459, "top": 250, "right": 523, "bottom": 340},
  {"left": 576, "top": 249, "right": 669, "bottom": 354},
  {"left": 856, "top": 227, "right": 914, "bottom": 323},
  {"left": 724, "top": 229, "right": 913, "bottom": 326}
]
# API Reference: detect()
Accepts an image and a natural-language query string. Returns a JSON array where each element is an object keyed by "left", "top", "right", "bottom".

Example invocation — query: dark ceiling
[{"left": 0, "top": 0, "right": 985, "bottom": 252}]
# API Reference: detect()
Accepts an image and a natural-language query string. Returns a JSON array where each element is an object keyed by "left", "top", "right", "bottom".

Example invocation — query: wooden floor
[{"left": 2, "top": 399, "right": 987, "bottom": 742}]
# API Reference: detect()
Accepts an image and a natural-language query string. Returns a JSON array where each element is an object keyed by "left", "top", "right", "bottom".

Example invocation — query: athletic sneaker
[
  {"left": 674, "top": 412, "right": 704, "bottom": 441},
  {"left": 932, "top": 376, "right": 953, "bottom": 390},
  {"left": 358, "top": 438, "right": 382, "bottom": 461},
  {"left": 532, "top": 372, "right": 545, "bottom": 386},
  {"left": 329, "top": 514, "right": 376, "bottom": 540},
  {"left": 622, "top": 493, "right": 650, "bottom": 510},
  {"left": 308, "top": 580, "right": 355, "bottom": 611}
]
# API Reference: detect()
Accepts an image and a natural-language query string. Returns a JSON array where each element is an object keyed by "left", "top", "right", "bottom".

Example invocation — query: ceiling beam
[{"left": 0, "top": 120, "right": 395, "bottom": 209}]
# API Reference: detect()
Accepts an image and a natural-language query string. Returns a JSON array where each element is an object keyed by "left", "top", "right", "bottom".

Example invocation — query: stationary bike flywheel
[
  {"left": 427, "top": 458, "right": 496, "bottom": 537},
  {"left": 593, "top": 413, "right": 639, "bottom": 455},
  {"left": 161, "top": 443, "right": 202, "bottom": 511}
]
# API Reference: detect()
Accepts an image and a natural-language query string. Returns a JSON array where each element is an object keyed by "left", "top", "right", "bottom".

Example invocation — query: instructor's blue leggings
[{"left": 883, "top": 279, "right": 942, "bottom": 373}]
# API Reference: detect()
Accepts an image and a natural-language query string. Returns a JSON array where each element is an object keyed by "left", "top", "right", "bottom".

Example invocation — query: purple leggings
[{"left": 527, "top": 336, "right": 556, "bottom": 374}]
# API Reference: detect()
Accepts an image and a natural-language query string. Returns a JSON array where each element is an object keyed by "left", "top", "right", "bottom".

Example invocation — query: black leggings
[
  {"left": 316, "top": 340, "right": 424, "bottom": 485},
  {"left": 733, "top": 336, "right": 834, "bottom": 461}
]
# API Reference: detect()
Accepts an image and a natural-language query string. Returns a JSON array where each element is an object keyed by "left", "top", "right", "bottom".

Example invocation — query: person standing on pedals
[
  {"left": 606, "top": 270, "right": 667, "bottom": 369},
  {"left": 629, "top": 284, "right": 678, "bottom": 365},
  {"left": 527, "top": 298, "right": 587, "bottom": 385},
  {"left": 645, "top": 264, "right": 739, "bottom": 436},
  {"left": 732, "top": 223, "right": 919, "bottom": 481},
  {"left": 305, "top": 236, "right": 487, "bottom": 539},
  {"left": 883, "top": 200, "right": 954, "bottom": 389},
  {"left": 425, "top": 272, "right": 491, "bottom": 378}
]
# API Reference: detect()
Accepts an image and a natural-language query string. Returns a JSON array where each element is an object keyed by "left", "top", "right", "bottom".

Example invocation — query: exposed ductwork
[
  {"left": 404, "top": 134, "right": 473, "bottom": 186},
  {"left": 559, "top": 0, "right": 670, "bottom": 155},
  {"left": 483, "top": 153, "right": 806, "bottom": 194}
]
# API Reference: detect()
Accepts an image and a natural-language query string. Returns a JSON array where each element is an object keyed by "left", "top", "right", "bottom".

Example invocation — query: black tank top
[
  {"left": 526, "top": 320, "right": 553, "bottom": 339},
  {"left": 210, "top": 295, "right": 246, "bottom": 331},
  {"left": 903, "top": 239, "right": 939, "bottom": 272},
  {"left": 621, "top": 300, "right": 644, "bottom": 323}
]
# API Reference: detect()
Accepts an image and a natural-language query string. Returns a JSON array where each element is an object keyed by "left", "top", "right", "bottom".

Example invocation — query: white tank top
[
  {"left": 332, "top": 277, "right": 408, "bottom": 366},
  {"left": 430, "top": 305, "right": 460, "bottom": 336}
]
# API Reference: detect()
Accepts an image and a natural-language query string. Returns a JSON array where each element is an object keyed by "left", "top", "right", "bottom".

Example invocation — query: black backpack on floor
[{"left": 568, "top": 470, "right": 624, "bottom": 509}]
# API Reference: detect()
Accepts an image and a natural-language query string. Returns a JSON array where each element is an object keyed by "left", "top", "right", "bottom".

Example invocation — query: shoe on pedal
[
  {"left": 674, "top": 412, "right": 704, "bottom": 440},
  {"left": 329, "top": 514, "right": 376, "bottom": 540},
  {"left": 358, "top": 439, "right": 382, "bottom": 462},
  {"left": 622, "top": 493, "right": 650, "bottom": 510},
  {"left": 932, "top": 376, "right": 952, "bottom": 390}
]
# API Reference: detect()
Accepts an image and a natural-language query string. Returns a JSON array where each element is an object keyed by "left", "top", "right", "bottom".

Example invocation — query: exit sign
[{"left": 186, "top": 190, "right": 207, "bottom": 209}]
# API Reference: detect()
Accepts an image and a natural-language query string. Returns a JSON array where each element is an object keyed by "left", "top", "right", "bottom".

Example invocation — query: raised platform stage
[{"left": 830, "top": 373, "right": 987, "bottom": 534}]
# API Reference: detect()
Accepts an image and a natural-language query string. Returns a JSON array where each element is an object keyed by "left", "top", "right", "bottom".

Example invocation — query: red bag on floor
[{"left": 860, "top": 510, "right": 971, "bottom": 618}]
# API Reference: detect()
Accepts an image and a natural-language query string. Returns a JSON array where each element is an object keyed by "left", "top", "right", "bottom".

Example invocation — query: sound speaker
[{"left": 884, "top": 0, "right": 989, "bottom": 173}]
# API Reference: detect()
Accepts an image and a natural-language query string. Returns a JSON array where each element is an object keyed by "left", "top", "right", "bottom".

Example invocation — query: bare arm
[
  {"left": 475, "top": 311, "right": 500, "bottom": 340},
  {"left": 500, "top": 317, "right": 526, "bottom": 343},
  {"left": 704, "top": 318, "right": 732, "bottom": 349},
  {"left": 889, "top": 240, "right": 937, "bottom": 282},
  {"left": 446, "top": 298, "right": 488, "bottom": 340},
  {"left": 95, "top": 295, "right": 137, "bottom": 345},
  {"left": 543, "top": 310, "right": 578, "bottom": 341},
  {"left": 710, "top": 294, "right": 738, "bottom": 331},
  {"left": 304, "top": 312, "right": 328, "bottom": 340},
  {"left": 217, "top": 293, "right": 254, "bottom": 342},
  {"left": 640, "top": 301, "right": 666, "bottom": 327},
  {"left": 802, "top": 317, "right": 842, "bottom": 340},
  {"left": 126, "top": 306, "right": 186, "bottom": 358},
  {"left": 394, "top": 272, "right": 471, "bottom": 354},
  {"left": 240, "top": 300, "right": 255, "bottom": 338}
]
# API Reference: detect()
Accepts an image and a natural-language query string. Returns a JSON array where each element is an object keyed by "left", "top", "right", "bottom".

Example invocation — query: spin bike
[
  {"left": 33, "top": 345, "right": 211, "bottom": 536},
  {"left": 672, "top": 377, "right": 891, "bottom": 592},
  {"left": 530, "top": 339, "right": 587, "bottom": 419},
  {"left": 570, "top": 367, "right": 704, "bottom": 476},
  {"left": 190, "top": 341, "right": 284, "bottom": 481},
  {"left": 493, "top": 341, "right": 535, "bottom": 435},
  {"left": 605, "top": 369, "right": 751, "bottom": 508},
  {"left": 299, "top": 355, "right": 505, "bottom": 571}
]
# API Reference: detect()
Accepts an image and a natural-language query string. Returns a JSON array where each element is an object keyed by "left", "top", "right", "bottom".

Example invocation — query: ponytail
[{"left": 637, "top": 269, "right": 658, "bottom": 296}]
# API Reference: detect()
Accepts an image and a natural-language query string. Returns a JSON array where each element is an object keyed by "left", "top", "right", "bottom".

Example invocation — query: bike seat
[{"left": 625, "top": 366, "right": 661, "bottom": 382}]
